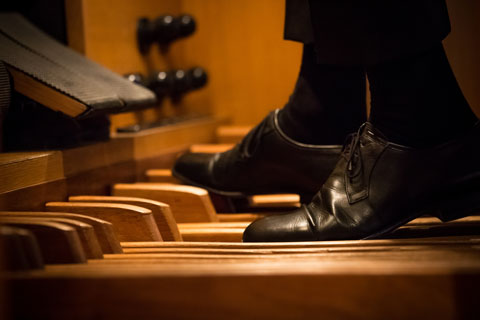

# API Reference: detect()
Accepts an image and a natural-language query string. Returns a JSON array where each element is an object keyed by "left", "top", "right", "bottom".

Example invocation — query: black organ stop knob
[
  {"left": 137, "top": 14, "right": 196, "bottom": 54},
  {"left": 125, "top": 67, "right": 208, "bottom": 101},
  {"left": 153, "top": 15, "right": 176, "bottom": 44},
  {"left": 123, "top": 73, "right": 147, "bottom": 87},
  {"left": 177, "top": 15, "right": 196, "bottom": 39},
  {"left": 169, "top": 67, "right": 208, "bottom": 100},
  {"left": 148, "top": 71, "right": 174, "bottom": 99},
  {"left": 188, "top": 67, "right": 208, "bottom": 90}
]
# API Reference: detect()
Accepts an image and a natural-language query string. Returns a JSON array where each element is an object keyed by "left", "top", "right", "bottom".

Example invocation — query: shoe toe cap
[
  {"left": 243, "top": 208, "right": 316, "bottom": 242},
  {"left": 173, "top": 152, "right": 217, "bottom": 185}
]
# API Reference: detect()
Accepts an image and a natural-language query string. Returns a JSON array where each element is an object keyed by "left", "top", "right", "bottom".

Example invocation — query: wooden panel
[
  {"left": 6, "top": 250, "right": 480, "bottom": 319},
  {"left": 60, "top": 117, "right": 225, "bottom": 197},
  {"left": 62, "top": 139, "right": 132, "bottom": 177},
  {"left": 65, "top": 0, "right": 186, "bottom": 129},
  {"left": 66, "top": 0, "right": 301, "bottom": 128},
  {"left": 111, "top": 116, "right": 226, "bottom": 161},
  {"left": 0, "top": 152, "right": 64, "bottom": 194},
  {"left": 0, "top": 179, "right": 67, "bottom": 212},
  {"left": 0, "top": 151, "right": 67, "bottom": 211},
  {"left": 178, "top": 0, "right": 302, "bottom": 124},
  {"left": 67, "top": 0, "right": 182, "bottom": 75}
]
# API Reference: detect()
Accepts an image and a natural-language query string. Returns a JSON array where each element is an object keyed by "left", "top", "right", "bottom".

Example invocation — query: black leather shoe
[
  {"left": 243, "top": 122, "right": 480, "bottom": 242},
  {"left": 172, "top": 109, "right": 342, "bottom": 201}
]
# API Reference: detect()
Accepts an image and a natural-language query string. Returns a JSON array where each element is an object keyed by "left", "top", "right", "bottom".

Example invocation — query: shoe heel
[{"left": 435, "top": 189, "right": 480, "bottom": 222}]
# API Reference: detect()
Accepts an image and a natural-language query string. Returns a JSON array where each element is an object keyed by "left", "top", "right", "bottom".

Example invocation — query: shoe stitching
[{"left": 273, "top": 109, "right": 342, "bottom": 150}]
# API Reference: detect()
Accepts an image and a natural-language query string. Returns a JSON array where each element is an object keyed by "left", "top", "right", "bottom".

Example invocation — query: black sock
[
  {"left": 278, "top": 44, "right": 367, "bottom": 145},
  {"left": 367, "top": 43, "right": 478, "bottom": 147}
]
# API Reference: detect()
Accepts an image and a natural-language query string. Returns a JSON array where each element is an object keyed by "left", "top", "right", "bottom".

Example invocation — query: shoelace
[{"left": 342, "top": 123, "right": 367, "bottom": 179}]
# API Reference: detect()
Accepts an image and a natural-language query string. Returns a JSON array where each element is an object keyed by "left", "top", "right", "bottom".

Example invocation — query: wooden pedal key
[
  {"left": 0, "top": 225, "right": 44, "bottom": 271},
  {"left": 0, "top": 211, "right": 122, "bottom": 254},
  {"left": 69, "top": 193, "right": 246, "bottom": 243},
  {"left": 145, "top": 168, "right": 301, "bottom": 212},
  {"left": 45, "top": 202, "right": 162, "bottom": 242},
  {"left": 112, "top": 183, "right": 218, "bottom": 223},
  {"left": 1, "top": 216, "right": 102, "bottom": 260},
  {"left": 69, "top": 196, "right": 182, "bottom": 241},
  {"left": 0, "top": 217, "right": 86, "bottom": 264}
]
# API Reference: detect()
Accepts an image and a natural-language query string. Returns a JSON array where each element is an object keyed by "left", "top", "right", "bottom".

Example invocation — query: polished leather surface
[
  {"left": 173, "top": 109, "right": 342, "bottom": 199},
  {"left": 243, "top": 122, "right": 480, "bottom": 242}
]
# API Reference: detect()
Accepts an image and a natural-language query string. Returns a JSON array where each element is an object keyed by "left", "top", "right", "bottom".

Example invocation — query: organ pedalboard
[{"left": 0, "top": 8, "right": 479, "bottom": 320}]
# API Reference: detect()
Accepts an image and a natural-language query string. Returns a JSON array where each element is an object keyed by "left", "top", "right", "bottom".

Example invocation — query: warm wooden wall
[
  {"left": 66, "top": 0, "right": 479, "bottom": 129},
  {"left": 178, "top": 0, "right": 301, "bottom": 125},
  {"left": 66, "top": 0, "right": 301, "bottom": 129}
]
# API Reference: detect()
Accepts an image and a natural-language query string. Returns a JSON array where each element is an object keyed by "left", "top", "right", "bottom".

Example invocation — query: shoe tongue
[{"left": 362, "top": 122, "right": 389, "bottom": 143}]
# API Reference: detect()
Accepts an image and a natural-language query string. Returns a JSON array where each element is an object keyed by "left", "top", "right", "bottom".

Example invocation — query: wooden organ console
[{"left": 1, "top": 1, "right": 480, "bottom": 319}]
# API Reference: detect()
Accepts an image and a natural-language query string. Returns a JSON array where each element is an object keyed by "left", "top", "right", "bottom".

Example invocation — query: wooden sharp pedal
[
  {"left": 188, "top": 143, "right": 234, "bottom": 153},
  {"left": 113, "top": 183, "right": 219, "bottom": 223},
  {"left": 68, "top": 195, "right": 182, "bottom": 241},
  {"left": 0, "top": 211, "right": 122, "bottom": 254},
  {"left": 145, "top": 168, "right": 301, "bottom": 212},
  {"left": 144, "top": 169, "right": 181, "bottom": 184},
  {"left": 0, "top": 225, "right": 44, "bottom": 271},
  {"left": 19, "top": 217, "right": 103, "bottom": 260},
  {"left": 215, "top": 125, "right": 251, "bottom": 143},
  {"left": 0, "top": 217, "right": 86, "bottom": 264},
  {"left": 216, "top": 213, "right": 266, "bottom": 222},
  {"left": 45, "top": 202, "right": 162, "bottom": 242},
  {"left": 66, "top": 195, "right": 244, "bottom": 242}
]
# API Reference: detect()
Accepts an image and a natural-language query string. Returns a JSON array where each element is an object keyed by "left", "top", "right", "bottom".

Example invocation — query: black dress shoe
[
  {"left": 172, "top": 109, "right": 342, "bottom": 201},
  {"left": 243, "top": 122, "right": 480, "bottom": 242}
]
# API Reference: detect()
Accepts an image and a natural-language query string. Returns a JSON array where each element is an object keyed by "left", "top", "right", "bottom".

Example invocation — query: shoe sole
[{"left": 364, "top": 187, "right": 480, "bottom": 240}]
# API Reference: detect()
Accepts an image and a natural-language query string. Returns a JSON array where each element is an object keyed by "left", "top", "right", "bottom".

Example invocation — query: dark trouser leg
[
  {"left": 278, "top": 44, "right": 367, "bottom": 145},
  {"left": 367, "top": 43, "right": 478, "bottom": 147}
]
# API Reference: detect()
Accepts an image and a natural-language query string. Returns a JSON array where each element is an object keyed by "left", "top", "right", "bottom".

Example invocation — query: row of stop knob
[
  {"left": 125, "top": 67, "right": 208, "bottom": 100},
  {"left": 137, "top": 14, "right": 196, "bottom": 54}
]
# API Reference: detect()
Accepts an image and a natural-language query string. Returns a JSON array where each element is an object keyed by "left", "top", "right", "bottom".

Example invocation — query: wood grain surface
[
  {"left": 113, "top": 183, "right": 219, "bottom": 223},
  {"left": 0, "top": 211, "right": 122, "bottom": 254},
  {"left": 69, "top": 195, "right": 182, "bottom": 241},
  {"left": 0, "top": 218, "right": 86, "bottom": 264},
  {"left": 45, "top": 202, "right": 162, "bottom": 242}
]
